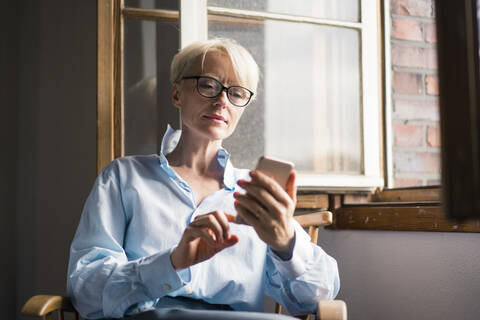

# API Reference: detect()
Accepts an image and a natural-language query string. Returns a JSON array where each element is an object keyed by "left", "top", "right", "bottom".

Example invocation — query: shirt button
[
  {"left": 163, "top": 284, "right": 171, "bottom": 291},
  {"left": 185, "top": 287, "right": 192, "bottom": 294}
]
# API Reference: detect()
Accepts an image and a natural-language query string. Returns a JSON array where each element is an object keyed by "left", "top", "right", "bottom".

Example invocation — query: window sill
[{"left": 297, "top": 186, "right": 480, "bottom": 233}]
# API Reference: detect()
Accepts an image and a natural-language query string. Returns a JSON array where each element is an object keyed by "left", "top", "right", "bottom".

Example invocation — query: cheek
[{"left": 229, "top": 109, "right": 245, "bottom": 127}]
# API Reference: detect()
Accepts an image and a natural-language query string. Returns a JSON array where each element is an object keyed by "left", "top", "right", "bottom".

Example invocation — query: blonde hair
[{"left": 170, "top": 38, "right": 259, "bottom": 94}]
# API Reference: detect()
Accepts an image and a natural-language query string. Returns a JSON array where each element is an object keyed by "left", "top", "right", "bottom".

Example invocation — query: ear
[{"left": 172, "top": 83, "right": 182, "bottom": 109}]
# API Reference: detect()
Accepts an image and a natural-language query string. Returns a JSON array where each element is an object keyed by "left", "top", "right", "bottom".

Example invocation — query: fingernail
[
  {"left": 234, "top": 200, "right": 239, "bottom": 206},
  {"left": 249, "top": 171, "right": 256, "bottom": 177}
]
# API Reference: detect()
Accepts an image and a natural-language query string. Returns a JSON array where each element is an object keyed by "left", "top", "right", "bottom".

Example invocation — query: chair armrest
[
  {"left": 21, "top": 295, "right": 75, "bottom": 317},
  {"left": 317, "top": 300, "right": 347, "bottom": 320}
]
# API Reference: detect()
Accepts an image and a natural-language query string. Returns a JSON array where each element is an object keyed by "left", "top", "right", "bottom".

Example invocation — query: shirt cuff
[
  {"left": 137, "top": 247, "right": 190, "bottom": 298},
  {"left": 267, "top": 227, "right": 313, "bottom": 279}
]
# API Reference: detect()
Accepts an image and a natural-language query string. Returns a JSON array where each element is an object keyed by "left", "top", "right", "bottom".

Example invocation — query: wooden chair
[
  {"left": 21, "top": 211, "right": 346, "bottom": 320},
  {"left": 274, "top": 210, "right": 347, "bottom": 320}
]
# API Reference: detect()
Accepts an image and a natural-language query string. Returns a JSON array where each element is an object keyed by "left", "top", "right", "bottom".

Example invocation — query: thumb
[
  {"left": 224, "top": 212, "right": 238, "bottom": 222},
  {"left": 286, "top": 170, "right": 297, "bottom": 204}
]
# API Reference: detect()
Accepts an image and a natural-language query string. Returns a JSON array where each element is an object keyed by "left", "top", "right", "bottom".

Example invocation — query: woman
[{"left": 67, "top": 38, "right": 339, "bottom": 320}]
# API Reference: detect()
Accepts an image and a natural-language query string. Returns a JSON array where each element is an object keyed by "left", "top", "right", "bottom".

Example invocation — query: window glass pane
[
  {"left": 209, "top": 17, "right": 362, "bottom": 174},
  {"left": 208, "top": 0, "right": 359, "bottom": 22},
  {"left": 125, "top": 0, "right": 179, "bottom": 10},
  {"left": 124, "top": 19, "right": 180, "bottom": 156}
]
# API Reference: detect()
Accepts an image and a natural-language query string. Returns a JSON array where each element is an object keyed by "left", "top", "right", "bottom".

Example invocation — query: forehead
[{"left": 189, "top": 51, "right": 241, "bottom": 85}]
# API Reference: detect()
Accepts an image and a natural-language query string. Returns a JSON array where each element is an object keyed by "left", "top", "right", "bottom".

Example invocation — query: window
[
  {"left": 186, "top": 0, "right": 384, "bottom": 190},
  {"left": 98, "top": 0, "right": 480, "bottom": 232},
  {"left": 96, "top": 0, "right": 383, "bottom": 191}
]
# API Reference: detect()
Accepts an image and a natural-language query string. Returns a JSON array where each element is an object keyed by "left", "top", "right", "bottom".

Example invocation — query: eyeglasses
[{"left": 182, "top": 76, "right": 254, "bottom": 107}]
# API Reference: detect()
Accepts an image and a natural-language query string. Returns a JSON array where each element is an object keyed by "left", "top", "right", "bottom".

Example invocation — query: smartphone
[
  {"left": 254, "top": 156, "right": 295, "bottom": 190},
  {"left": 235, "top": 156, "right": 295, "bottom": 225}
]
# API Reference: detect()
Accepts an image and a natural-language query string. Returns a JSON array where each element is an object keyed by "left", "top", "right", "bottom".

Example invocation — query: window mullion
[
  {"left": 180, "top": 0, "right": 207, "bottom": 48},
  {"left": 360, "top": 0, "right": 382, "bottom": 180}
]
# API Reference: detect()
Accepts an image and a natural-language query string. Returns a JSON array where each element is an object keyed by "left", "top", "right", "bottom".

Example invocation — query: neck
[{"left": 166, "top": 127, "right": 223, "bottom": 176}]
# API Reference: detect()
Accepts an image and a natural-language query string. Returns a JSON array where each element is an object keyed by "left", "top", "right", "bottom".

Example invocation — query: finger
[
  {"left": 234, "top": 201, "right": 261, "bottom": 227},
  {"left": 234, "top": 192, "right": 271, "bottom": 223},
  {"left": 224, "top": 212, "right": 237, "bottom": 222},
  {"left": 184, "top": 225, "right": 217, "bottom": 247},
  {"left": 192, "top": 214, "right": 224, "bottom": 243},
  {"left": 236, "top": 183, "right": 283, "bottom": 219},
  {"left": 211, "top": 210, "right": 231, "bottom": 240},
  {"left": 285, "top": 170, "right": 297, "bottom": 204},
  {"left": 224, "top": 212, "right": 244, "bottom": 230},
  {"left": 216, "top": 234, "right": 239, "bottom": 251},
  {"left": 249, "top": 170, "right": 293, "bottom": 206}
]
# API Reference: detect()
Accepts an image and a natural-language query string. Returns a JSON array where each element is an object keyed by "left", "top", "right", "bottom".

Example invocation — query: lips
[{"left": 203, "top": 114, "right": 227, "bottom": 123}]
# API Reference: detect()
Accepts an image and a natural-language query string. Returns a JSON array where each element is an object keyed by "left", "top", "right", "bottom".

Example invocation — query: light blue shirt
[{"left": 67, "top": 125, "right": 340, "bottom": 319}]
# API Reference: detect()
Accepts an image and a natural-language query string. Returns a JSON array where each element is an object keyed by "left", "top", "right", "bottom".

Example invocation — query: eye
[
  {"left": 230, "top": 87, "right": 248, "bottom": 99},
  {"left": 198, "top": 78, "right": 220, "bottom": 91}
]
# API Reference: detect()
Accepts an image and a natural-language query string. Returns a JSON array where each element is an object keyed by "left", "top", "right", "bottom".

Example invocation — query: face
[{"left": 172, "top": 51, "right": 248, "bottom": 142}]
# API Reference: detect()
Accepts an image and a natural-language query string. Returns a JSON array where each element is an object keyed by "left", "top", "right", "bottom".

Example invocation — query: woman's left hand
[{"left": 234, "top": 170, "right": 297, "bottom": 256}]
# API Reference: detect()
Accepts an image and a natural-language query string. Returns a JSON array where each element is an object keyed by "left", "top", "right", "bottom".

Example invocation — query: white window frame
[{"left": 180, "top": 0, "right": 384, "bottom": 192}]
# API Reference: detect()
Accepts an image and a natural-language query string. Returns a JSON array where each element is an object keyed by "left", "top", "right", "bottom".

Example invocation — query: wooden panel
[
  {"left": 114, "top": 0, "right": 124, "bottom": 159},
  {"left": 330, "top": 205, "right": 480, "bottom": 232},
  {"left": 123, "top": 8, "right": 179, "bottom": 21},
  {"left": 294, "top": 211, "right": 333, "bottom": 228},
  {"left": 98, "top": 0, "right": 124, "bottom": 173},
  {"left": 97, "top": 0, "right": 115, "bottom": 173},
  {"left": 296, "top": 193, "right": 329, "bottom": 209},
  {"left": 372, "top": 186, "right": 440, "bottom": 202},
  {"left": 436, "top": 0, "right": 480, "bottom": 219}
]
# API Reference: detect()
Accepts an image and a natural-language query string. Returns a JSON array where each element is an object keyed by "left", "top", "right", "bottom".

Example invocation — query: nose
[{"left": 213, "top": 89, "right": 229, "bottom": 108}]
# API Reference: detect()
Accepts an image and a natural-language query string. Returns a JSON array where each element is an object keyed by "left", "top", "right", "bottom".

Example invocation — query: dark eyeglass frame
[{"left": 182, "top": 75, "right": 254, "bottom": 107}]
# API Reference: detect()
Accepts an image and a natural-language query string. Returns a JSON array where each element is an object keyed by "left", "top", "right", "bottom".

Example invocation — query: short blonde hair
[{"left": 170, "top": 38, "right": 259, "bottom": 94}]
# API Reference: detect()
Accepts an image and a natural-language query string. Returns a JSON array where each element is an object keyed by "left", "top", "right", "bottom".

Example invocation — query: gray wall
[
  {"left": 1, "top": 1, "right": 97, "bottom": 319},
  {"left": 319, "top": 229, "right": 480, "bottom": 319},
  {"left": 2, "top": 1, "right": 480, "bottom": 320},
  {"left": 1, "top": 1, "right": 19, "bottom": 320}
]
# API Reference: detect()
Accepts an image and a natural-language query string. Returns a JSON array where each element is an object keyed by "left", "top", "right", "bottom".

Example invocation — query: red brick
[
  {"left": 394, "top": 124, "right": 424, "bottom": 146},
  {"left": 393, "top": 72, "right": 423, "bottom": 94},
  {"left": 425, "top": 75, "right": 439, "bottom": 95},
  {"left": 426, "top": 48, "right": 438, "bottom": 69},
  {"left": 394, "top": 151, "right": 441, "bottom": 173},
  {"left": 427, "top": 125, "right": 441, "bottom": 147},
  {"left": 425, "top": 23, "right": 437, "bottom": 43},
  {"left": 392, "top": 44, "right": 438, "bottom": 69},
  {"left": 426, "top": 179, "right": 441, "bottom": 186},
  {"left": 393, "top": 98, "right": 440, "bottom": 121},
  {"left": 392, "top": 18, "right": 423, "bottom": 41},
  {"left": 392, "top": 0, "right": 434, "bottom": 17},
  {"left": 394, "top": 178, "right": 423, "bottom": 187}
]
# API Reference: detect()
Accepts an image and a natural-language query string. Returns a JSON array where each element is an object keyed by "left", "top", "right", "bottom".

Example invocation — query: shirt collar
[{"left": 159, "top": 124, "right": 236, "bottom": 191}]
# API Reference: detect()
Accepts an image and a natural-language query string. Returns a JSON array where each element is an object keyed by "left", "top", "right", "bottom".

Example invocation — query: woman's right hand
[{"left": 170, "top": 210, "right": 239, "bottom": 270}]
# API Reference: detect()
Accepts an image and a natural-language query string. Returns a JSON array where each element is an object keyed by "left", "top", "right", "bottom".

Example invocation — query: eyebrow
[{"left": 201, "top": 73, "right": 242, "bottom": 87}]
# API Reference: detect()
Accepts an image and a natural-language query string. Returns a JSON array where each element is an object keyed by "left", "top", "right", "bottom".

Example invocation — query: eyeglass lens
[{"left": 197, "top": 77, "right": 251, "bottom": 107}]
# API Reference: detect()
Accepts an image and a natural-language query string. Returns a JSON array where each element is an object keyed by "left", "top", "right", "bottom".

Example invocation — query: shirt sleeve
[
  {"left": 264, "top": 220, "right": 340, "bottom": 316},
  {"left": 66, "top": 163, "right": 189, "bottom": 319}
]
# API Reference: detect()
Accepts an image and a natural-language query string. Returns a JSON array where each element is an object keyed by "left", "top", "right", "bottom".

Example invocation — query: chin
[
  {"left": 202, "top": 125, "right": 234, "bottom": 141},
  {"left": 208, "top": 129, "right": 232, "bottom": 141}
]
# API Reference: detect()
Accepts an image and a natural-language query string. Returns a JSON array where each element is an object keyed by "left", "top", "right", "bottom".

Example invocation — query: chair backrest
[
  {"left": 21, "top": 295, "right": 79, "bottom": 320},
  {"left": 274, "top": 210, "right": 333, "bottom": 319}
]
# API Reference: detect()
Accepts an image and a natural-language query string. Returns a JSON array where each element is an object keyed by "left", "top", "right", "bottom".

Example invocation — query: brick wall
[{"left": 391, "top": 0, "right": 441, "bottom": 187}]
